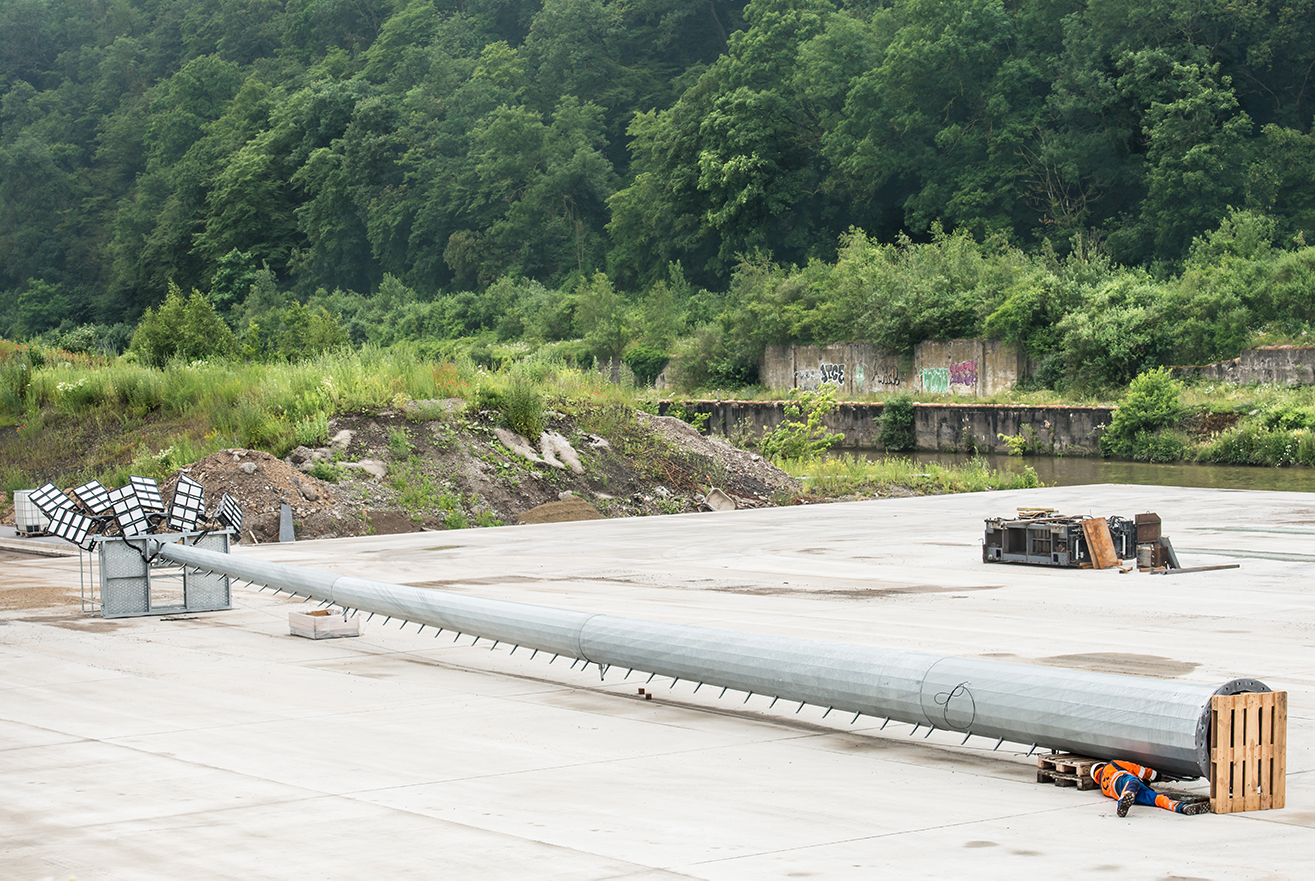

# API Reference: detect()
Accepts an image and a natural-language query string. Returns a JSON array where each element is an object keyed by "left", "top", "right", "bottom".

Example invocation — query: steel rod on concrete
[{"left": 153, "top": 540, "right": 1267, "bottom": 778}]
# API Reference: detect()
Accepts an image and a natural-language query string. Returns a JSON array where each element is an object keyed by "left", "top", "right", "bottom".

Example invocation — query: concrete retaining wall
[
  {"left": 658, "top": 401, "right": 1114, "bottom": 454},
  {"left": 761, "top": 339, "right": 1027, "bottom": 398},
  {"left": 1173, "top": 346, "right": 1315, "bottom": 386}
]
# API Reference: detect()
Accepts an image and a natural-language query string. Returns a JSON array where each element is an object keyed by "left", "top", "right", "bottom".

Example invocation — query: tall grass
[
  {"left": 0, "top": 342, "right": 661, "bottom": 491},
  {"left": 783, "top": 454, "right": 1044, "bottom": 497}
]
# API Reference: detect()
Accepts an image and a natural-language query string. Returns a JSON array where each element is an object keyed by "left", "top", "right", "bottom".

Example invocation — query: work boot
[
  {"left": 1181, "top": 801, "right": 1211, "bottom": 816},
  {"left": 1117, "top": 789, "right": 1136, "bottom": 818}
]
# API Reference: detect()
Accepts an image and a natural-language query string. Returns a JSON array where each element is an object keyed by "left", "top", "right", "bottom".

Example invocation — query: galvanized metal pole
[{"left": 153, "top": 540, "right": 1267, "bottom": 778}]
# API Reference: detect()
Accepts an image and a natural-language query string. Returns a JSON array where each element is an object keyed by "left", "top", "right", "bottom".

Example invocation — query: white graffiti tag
[{"left": 819, "top": 363, "right": 845, "bottom": 385}]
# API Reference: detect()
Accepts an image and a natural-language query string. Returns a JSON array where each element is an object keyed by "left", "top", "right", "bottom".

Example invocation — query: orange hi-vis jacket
[{"left": 1091, "top": 760, "right": 1158, "bottom": 798}]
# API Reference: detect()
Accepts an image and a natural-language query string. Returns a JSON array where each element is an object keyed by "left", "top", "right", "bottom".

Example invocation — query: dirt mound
[
  {"left": 517, "top": 498, "right": 607, "bottom": 525},
  {"left": 4, "top": 405, "right": 801, "bottom": 545},
  {"left": 637, "top": 411, "right": 797, "bottom": 501},
  {"left": 162, "top": 449, "right": 355, "bottom": 543}
]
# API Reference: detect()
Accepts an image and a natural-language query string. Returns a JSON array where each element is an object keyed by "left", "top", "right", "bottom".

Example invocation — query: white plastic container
[{"left": 13, "top": 490, "right": 49, "bottom": 536}]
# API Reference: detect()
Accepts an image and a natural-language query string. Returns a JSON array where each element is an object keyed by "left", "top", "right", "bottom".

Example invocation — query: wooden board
[
  {"left": 1211, "top": 691, "right": 1287, "bottom": 813},
  {"left": 1081, "top": 517, "right": 1119, "bottom": 570}
]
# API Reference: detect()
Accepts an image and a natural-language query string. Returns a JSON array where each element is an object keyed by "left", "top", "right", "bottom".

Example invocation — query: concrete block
[{"left": 289, "top": 609, "right": 362, "bottom": 639}]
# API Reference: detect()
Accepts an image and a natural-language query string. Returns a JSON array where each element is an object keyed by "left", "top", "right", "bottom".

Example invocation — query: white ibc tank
[{"left": 13, "top": 489, "right": 50, "bottom": 535}]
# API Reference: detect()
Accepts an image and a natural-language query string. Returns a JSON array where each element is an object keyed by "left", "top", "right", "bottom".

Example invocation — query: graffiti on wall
[
  {"left": 920, "top": 361, "right": 978, "bottom": 393},
  {"left": 796, "top": 363, "right": 845, "bottom": 390},
  {"left": 949, "top": 360, "right": 978, "bottom": 387},
  {"left": 864, "top": 366, "right": 903, "bottom": 389},
  {"left": 920, "top": 368, "right": 949, "bottom": 393}
]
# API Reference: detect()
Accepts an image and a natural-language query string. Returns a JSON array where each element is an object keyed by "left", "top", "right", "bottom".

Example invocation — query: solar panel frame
[
  {"left": 72, "top": 480, "right": 113, "bottom": 514},
  {"left": 129, "top": 475, "right": 165, "bottom": 512},
  {"left": 108, "top": 484, "right": 152, "bottom": 537},
  {"left": 29, "top": 483, "right": 74, "bottom": 517},
  {"left": 215, "top": 492, "right": 244, "bottom": 536},
  {"left": 167, "top": 475, "right": 206, "bottom": 532},
  {"left": 48, "top": 507, "right": 98, "bottom": 551}
]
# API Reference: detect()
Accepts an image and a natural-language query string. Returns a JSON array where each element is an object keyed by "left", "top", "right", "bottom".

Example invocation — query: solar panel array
[
  {"left": 29, "top": 483, "right": 75, "bottom": 517},
  {"left": 48, "top": 507, "right": 97, "bottom": 551},
  {"left": 167, "top": 475, "right": 206, "bottom": 532},
  {"left": 107, "top": 483, "right": 154, "bottom": 537},
  {"left": 216, "top": 493, "right": 243, "bottom": 535},
  {"left": 72, "top": 480, "right": 113, "bottom": 514},
  {"left": 23, "top": 475, "right": 242, "bottom": 549}
]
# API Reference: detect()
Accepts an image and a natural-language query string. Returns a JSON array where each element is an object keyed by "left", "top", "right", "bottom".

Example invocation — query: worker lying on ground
[{"left": 1091, "top": 760, "right": 1210, "bottom": 816}]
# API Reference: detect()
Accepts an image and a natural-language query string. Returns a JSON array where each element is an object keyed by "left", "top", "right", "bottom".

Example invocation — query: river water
[{"left": 857, "top": 450, "right": 1315, "bottom": 493}]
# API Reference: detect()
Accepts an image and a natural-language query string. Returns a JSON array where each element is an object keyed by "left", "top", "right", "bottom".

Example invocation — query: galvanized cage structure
[{"left": 95, "top": 532, "right": 232, "bottom": 618}]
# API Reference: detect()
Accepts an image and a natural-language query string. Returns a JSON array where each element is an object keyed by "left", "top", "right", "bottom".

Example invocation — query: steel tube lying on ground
[{"left": 153, "top": 540, "right": 1267, "bottom": 778}]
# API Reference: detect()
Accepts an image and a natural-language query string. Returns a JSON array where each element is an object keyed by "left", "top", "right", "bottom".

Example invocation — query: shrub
[
  {"left": 1099, "top": 368, "right": 1185, "bottom": 459},
  {"left": 130, "top": 283, "right": 238, "bottom": 367},
  {"left": 623, "top": 345, "right": 670, "bottom": 387},
  {"left": 1258, "top": 403, "right": 1315, "bottom": 432},
  {"left": 666, "top": 401, "right": 710, "bottom": 432},
  {"left": 387, "top": 426, "right": 415, "bottom": 457},
  {"left": 307, "top": 459, "right": 342, "bottom": 482},
  {"left": 1198, "top": 424, "right": 1310, "bottom": 467},
  {"left": 294, "top": 412, "right": 329, "bottom": 447},
  {"left": 501, "top": 380, "right": 545, "bottom": 439},
  {"left": 1129, "top": 429, "right": 1189, "bottom": 463},
  {"left": 760, "top": 388, "right": 844, "bottom": 461},
  {"left": 877, "top": 393, "right": 916, "bottom": 451},
  {"left": 997, "top": 426, "right": 1039, "bottom": 456}
]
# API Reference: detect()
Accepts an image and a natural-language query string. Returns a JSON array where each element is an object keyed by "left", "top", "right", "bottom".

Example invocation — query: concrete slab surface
[{"left": 2, "top": 483, "right": 1313, "bottom": 880}]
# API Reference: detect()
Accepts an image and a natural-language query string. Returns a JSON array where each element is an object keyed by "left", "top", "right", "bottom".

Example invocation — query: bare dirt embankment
[{"left": 69, "top": 407, "right": 799, "bottom": 542}]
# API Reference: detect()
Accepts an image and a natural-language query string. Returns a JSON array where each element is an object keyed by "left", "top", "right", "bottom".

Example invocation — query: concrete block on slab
[{"left": 289, "top": 608, "right": 361, "bottom": 639}]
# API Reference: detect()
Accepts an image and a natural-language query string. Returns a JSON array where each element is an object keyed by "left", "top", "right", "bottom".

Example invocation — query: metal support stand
[{"left": 97, "top": 531, "right": 233, "bottom": 618}]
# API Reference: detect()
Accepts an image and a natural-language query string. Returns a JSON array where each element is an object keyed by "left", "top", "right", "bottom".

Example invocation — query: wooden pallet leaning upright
[{"left": 1211, "top": 691, "right": 1287, "bottom": 814}]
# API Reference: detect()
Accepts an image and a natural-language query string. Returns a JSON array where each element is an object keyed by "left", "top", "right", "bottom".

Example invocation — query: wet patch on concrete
[
  {"left": 17, "top": 613, "right": 123, "bottom": 632},
  {"left": 0, "top": 585, "right": 80, "bottom": 610},
  {"left": 1035, "top": 652, "right": 1199, "bottom": 678}
]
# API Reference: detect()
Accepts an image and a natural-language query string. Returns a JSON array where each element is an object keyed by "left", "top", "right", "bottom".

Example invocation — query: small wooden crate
[
  {"left": 1037, "top": 753, "right": 1099, "bottom": 790},
  {"left": 1211, "top": 691, "right": 1286, "bottom": 814},
  {"left": 289, "top": 608, "right": 362, "bottom": 639}
]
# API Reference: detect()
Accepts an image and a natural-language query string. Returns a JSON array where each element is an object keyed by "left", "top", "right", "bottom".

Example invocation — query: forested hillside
[{"left": 2, "top": 0, "right": 1314, "bottom": 386}]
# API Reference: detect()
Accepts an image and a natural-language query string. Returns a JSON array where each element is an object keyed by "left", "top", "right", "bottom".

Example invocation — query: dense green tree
[
  {"left": 574, "top": 269, "right": 629, "bottom": 362},
  {"left": 129, "top": 281, "right": 238, "bottom": 366},
  {"left": 1, "top": 0, "right": 1315, "bottom": 360}
]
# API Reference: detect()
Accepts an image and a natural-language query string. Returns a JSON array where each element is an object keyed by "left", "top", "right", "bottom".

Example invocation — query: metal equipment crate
[
  {"left": 983, "top": 512, "right": 1138, "bottom": 568},
  {"left": 96, "top": 531, "right": 232, "bottom": 618}
]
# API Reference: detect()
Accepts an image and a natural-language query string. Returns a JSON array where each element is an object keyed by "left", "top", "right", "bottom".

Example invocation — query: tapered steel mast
[{"left": 154, "top": 540, "right": 1266, "bottom": 778}]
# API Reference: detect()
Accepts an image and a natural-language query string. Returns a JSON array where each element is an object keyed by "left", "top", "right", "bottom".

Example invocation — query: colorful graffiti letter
[
  {"left": 920, "top": 368, "right": 950, "bottom": 393},
  {"left": 949, "top": 360, "right": 977, "bottom": 387},
  {"left": 819, "top": 362, "right": 845, "bottom": 385}
]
